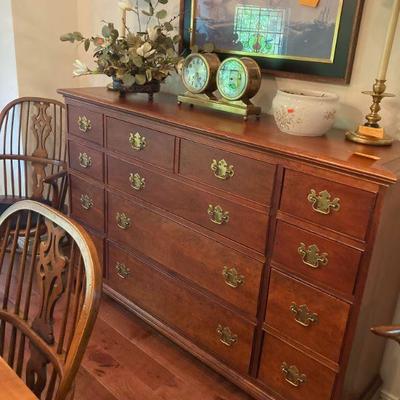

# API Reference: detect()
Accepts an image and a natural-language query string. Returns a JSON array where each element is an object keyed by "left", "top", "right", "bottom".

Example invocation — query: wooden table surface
[{"left": 0, "top": 357, "right": 37, "bottom": 399}]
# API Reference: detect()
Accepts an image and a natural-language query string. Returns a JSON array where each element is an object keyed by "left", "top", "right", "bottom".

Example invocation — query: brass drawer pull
[
  {"left": 222, "top": 267, "right": 245, "bottom": 288},
  {"left": 211, "top": 159, "right": 234, "bottom": 180},
  {"left": 217, "top": 325, "right": 238, "bottom": 347},
  {"left": 290, "top": 303, "right": 319, "bottom": 327},
  {"left": 115, "top": 262, "right": 130, "bottom": 279},
  {"left": 78, "top": 152, "right": 92, "bottom": 169},
  {"left": 129, "top": 172, "right": 145, "bottom": 191},
  {"left": 298, "top": 243, "right": 328, "bottom": 269},
  {"left": 129, "top": 132, "right": 146, "bottom": 151},
  {"left": 78, "top": 115, "right": 92, "bottom": 132},
  {"left": 281, "top": 362, "right": 307, "bottom": 387},
  {"left": 80, "top": 194, "right": 93, "bottom": 210},
  {"left": 307, "top": 189, "right": 340, "bottom": 215},
  {"left": 208, "top": 205, "right": 229, "bottom": 225},
  {"left": 116, "top": 212, "right": 131, "bottom": 230}
]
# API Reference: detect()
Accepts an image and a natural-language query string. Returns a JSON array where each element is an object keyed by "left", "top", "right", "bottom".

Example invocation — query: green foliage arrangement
[{"left": 60, "top": 0, "right": 182, "bottom": 89}]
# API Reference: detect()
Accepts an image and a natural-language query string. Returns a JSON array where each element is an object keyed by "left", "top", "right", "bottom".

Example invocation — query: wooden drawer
[
  {"left": 272, "top": 220, "right": 362, "bottom": 295},
  {"left": 68, "top": 140, "right": 104, "bottom": 182},
  {"left": 107, "top": 155, "right": 269, "bottom": 252},
  {"left": 106, "top": 116, "right": 175, "bottom": 170},
  {"left": 258, "top": 334, "right": 337, "bottom": 400},
  {"left": 107, "top": 242, "right": 254, "bottom": 374},
  {"left": 265, "top": 270, "right": 350, "bottom": 363},
  {"left": 107, "top": 191, "right": 263, "bottom": 316},
  {"left": 179, "top": 139, "right": 275, "bottom": 205},
  {"left": 70, "top": 174, "right": 105, "bottom": 233},
  {"left": 68, "top": 105, "right": 103, "bottom": 145},
  {"left": 280, "top": 170, "right": 376, "bottom": 240}
]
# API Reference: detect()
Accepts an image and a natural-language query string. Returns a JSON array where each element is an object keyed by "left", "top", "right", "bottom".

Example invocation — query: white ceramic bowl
[{"left": 272, "top": 89, "right": 339, "bottom": 136}]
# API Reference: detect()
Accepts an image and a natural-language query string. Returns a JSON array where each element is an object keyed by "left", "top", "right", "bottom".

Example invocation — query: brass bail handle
[
  {"left": 307, "top": 189, "right": 340, "bottom": 215},
  {"left": 129, "top": 132, "right": 146, "bottom": 151},
  {"left": 211, "top": 159, "right": 234, "bottom": 180}
]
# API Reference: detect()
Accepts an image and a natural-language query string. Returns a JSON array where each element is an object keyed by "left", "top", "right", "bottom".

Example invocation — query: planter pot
[
  {"left": 272, "top": 89, "right": 339, "bottom": 137},
  {"left": 108, "top": 77, "right": 161, "bottom": 101}
]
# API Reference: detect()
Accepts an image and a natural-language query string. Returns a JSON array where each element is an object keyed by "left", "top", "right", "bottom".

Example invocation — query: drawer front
[
  {"left": 258, "top": 334, "right": 337, "bottom": 400},
  {"left": 266, "top": 270, "right": 350, "bottom": 362},
  {"left": 107, "top": 242, "right": 254, "bottom": 374},
  {"left": 179, "top": 139, "right": 275, "bottom": 205},
  {"left": 107, "top": 155, "right": 269, "bottom": 252},
  {"left": 280, "top": 170, "right": 376, "bottom": 240},
  {"left": 68, "top": 140, "right": 104, "bottom": 182},
  {"left": 68, "top": 105, "right": 103, "bottom": 145},
  {"left": 272, "top": 221, "right": 362, "bottom": 295},
  {"left": 70, "top": 175, "right": 105, "bottom": 233},
  {"left": 107, "top": 192, "right": 263, "bottom": 316},
  {"left": 106, "top": 117, "right": 175, "bottom": 170}
]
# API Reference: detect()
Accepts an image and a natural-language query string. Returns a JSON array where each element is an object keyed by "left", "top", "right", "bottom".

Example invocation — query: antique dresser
[{"left": 60, "top": 87, "right": 400, "bottom": 400}]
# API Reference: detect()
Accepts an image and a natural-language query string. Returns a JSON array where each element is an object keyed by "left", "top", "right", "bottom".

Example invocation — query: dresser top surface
[{"left": 59, "top": 87, "right": 400, "bottom": 184}]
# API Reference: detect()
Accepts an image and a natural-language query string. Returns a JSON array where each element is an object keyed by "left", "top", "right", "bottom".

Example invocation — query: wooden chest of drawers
[{"left": 60, "top": 87, "right": 400, "bottom": 400}]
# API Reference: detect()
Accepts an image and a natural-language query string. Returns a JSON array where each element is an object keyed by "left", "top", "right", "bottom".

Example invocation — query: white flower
[
  {"left": 137, "top": 42, "right": 156, "bottom": 58},
  {"left": 72, "top": 60, "right": 89, "bottom": 76},
  {"left": 118, "top": 0, "right": 133, "bottom": 11},
  {"left": 148, "top": 26, "right": 161, "bottom": 42}
]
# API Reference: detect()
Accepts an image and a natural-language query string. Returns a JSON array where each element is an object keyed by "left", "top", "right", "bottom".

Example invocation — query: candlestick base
[
  {"left": 345, "top": 130, "right": 394, "bottom": 146},
  {"left": 346, "top": 79, "right": 395, "bottom": 146}
]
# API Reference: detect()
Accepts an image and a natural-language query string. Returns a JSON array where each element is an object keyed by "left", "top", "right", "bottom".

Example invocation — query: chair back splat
[
  {"left": 0, "top": 200, "right": 102, "bottom": 400},
  {"left": 0, "top": 98, "right": 67, "bottom": 211}
]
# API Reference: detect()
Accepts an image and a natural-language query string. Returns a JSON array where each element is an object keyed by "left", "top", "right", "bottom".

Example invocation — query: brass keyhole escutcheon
[
  {"left": 78, "top": 115, "right": 92, "bottom": 133},
  {"left": 307, "top": 189, "right": 340, "bottom": 215},
  {"left": 115, "top": 262, "right": 130, "bottom": 279},
  {"left": 290, "top": 303, "right": 319, "bottom": 327},
  {"left": 211, "top": 159, "right": 234, "bottom": 180},
  {"left": 222, "top": 267, "right": 245, "bottom": 288},
  {"left": 208, "top": 204, "right": 229, "bottom": 225},
  {"left": 129, "top": 132, "right": 146, "bottom": 151},
  {"left": 298, "top": 243, "right": 328, "bottom": 269},
  {"left": 129, "top": 172, "right": 145, "bottom": 191},
  {"left": 281, "top": 362, "right": 307, "bottom": 387},
  {"left": 79, "top": 152, "right": 92, "bottom": 169},
  {"left": 217, "top": 325, "right": 238, "bottom": 347},
  {"left": 80, "top": 194, "right": 93, "bottom": 210},
  {"left": 116, "top": 212, "right": 131, "bottom": 230}
]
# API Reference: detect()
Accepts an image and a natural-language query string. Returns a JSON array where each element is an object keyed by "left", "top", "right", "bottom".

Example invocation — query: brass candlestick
[{"left": 346, "top": 79, "right": 395, "bottom": 146}]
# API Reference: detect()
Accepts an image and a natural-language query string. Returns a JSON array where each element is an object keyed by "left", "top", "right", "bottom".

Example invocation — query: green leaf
[
  {"left": 142, "top": 10, "right": 153, "bottom": 16},
  {"left": 102, "top": 25, "right": 111, "bottom": 37},
  {"left": 159, "top": 0, "right": 168, "bottom": 3},
  {"left": 146, "top": 68, "right": 153, "bottom": 81},
  {"left": 84, "top": 39, "right": 90, "bottom": 51},
  {"left": 135, "top": 74, "right": 147, "bottom": 85},
  {"left": 203, "top": 42, "right": 215, "bottom": 53},
  {"left": 173, "top": 34, "right": 181, "bottom": 44},
  {"left": 73, "top": 31, "right": 84, "bottom": 41},
  {"left": 164, "top": 22, "right": 173, "bottom": 31},
  {"left": 60, "top": 33, "right": 75, "bottom": 42},
  {"left": 122, "top": 74, "right": 136, "bottom": 87},
  {"left": 131, "top": 55, "right": 143, "bottom": 67},
  {"left": 166, "top": 48, "right": 176, "bottom": 57},
  {"left": 155, "top": 9, "right": 167, "bottom": 19}
]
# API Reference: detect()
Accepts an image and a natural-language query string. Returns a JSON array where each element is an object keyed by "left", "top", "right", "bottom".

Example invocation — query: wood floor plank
[{"left": 75, "top": 369, "right": 118, "bottom": 400}]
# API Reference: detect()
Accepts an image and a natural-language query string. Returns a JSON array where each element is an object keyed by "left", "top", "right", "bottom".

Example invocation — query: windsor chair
[
  {"left": 0, "top": 200, "right": 102, "bottom": 400},
  {"left": 371, "top": 324, "right": 400, "bottom": 345},
  {"left": 0, "top": 98, "right": 68, "bottom": 215}
]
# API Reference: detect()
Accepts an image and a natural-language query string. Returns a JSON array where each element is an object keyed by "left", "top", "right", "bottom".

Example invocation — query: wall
[
  {"left": 10, "top": 0, "right": 79, "bottom": 101},
  {"left": 0, "top": 0, "right": 18, "bottom": 109}
]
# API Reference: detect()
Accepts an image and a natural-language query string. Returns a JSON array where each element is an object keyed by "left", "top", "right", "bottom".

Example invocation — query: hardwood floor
[{"left": 75, "top": 295, "right": 252, "bottom": 400}]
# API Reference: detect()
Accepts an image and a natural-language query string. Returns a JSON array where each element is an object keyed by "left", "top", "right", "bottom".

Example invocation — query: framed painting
[{"left": 180, "top": 0, "right": 365, "bottom": 83}]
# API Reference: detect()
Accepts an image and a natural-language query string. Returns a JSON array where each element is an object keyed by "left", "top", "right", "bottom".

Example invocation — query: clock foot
[
  {"left": 177, "top": 101, "right": 182, "bottom": 106},
  {"left": 243, "top": 116, "right": 248, "bottom": 121},
  {"left": 190, "top": 104, "right": 194, "bottom": 108}
]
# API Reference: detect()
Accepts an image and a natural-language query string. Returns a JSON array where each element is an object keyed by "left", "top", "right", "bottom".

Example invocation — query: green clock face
[
  {"left": 217, "top": 58, "right": 249, "bottom": 101},
  {"left": 182, "top": 54, "right": 210, "bottom": 94}
]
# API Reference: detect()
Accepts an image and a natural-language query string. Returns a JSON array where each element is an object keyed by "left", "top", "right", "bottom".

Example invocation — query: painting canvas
[{"left": 181, "top": 0, "right": 365, "bottom": 82}]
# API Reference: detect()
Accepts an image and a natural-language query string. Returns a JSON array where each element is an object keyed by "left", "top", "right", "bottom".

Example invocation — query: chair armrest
[
  {"left": 43, "top": 170, "right": 67, "bottom": 183},
  {"left": 371, "top": 325, "right": 400, "bottom": 345}
]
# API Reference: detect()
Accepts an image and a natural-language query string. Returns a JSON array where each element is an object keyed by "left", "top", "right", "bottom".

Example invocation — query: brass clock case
[
  {"left": 181, "top": 53, "right": 221, "bottom": 95},
  {"left": 217, "top": 57, "right": 262, "bottom": 102}
]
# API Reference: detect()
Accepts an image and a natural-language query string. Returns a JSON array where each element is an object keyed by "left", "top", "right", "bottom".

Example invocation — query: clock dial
[
  {"left": 182, "top": 54, "right": 210, "bottom": 94},
  {"left": 217, "top": 58, "right": 248, "bottom": 101}
]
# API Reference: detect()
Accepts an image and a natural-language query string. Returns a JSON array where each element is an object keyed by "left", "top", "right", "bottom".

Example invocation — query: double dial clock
[{"left": 178, "top": 52, "right": 262, "bottom": 119}]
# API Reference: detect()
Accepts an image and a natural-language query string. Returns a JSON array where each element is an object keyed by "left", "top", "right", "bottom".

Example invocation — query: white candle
[{"left": 377, "top": 0, "right": 400, "bottom": 80}]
